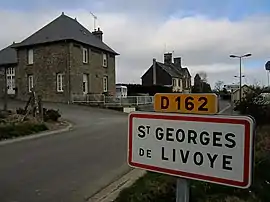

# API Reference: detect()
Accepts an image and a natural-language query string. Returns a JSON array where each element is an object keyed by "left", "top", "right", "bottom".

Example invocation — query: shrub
[
  {"left": 43, "top": 108, "right": 61, "bottom": 122},
  {"left": 16, "top": 108, "right": 26, "bottom": 115},
  {"left": 0, "top": 123, "right": 48, "bottom": 141},
  {"left": 234, "top": 87, "right": 270, "bottom": 126}
]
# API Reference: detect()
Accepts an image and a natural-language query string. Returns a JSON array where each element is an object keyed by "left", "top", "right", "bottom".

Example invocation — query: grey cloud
[{"left": 0, "top": 9, "right": 269, "bottom": 87}]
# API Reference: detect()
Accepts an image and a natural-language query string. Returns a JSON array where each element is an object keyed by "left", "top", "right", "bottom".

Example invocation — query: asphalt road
[
  {"left": 0, "top": 99, "right": 230, "bottom": 202},
  {"left": 0, "top": 101, "right": 130, "bottom": 202}
]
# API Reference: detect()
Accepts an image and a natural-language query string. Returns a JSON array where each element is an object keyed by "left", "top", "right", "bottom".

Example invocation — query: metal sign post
[{"left": 176, "top": 178, "right": 189, "bottom": 202}]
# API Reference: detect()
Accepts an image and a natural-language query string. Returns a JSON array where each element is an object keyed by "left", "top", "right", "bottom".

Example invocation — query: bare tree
[
  {"left": 198, "top": 71, "right": 208, "bottom": 82},
  {"left": 214, "top": 80, "right": 224, "bottom": 92}
]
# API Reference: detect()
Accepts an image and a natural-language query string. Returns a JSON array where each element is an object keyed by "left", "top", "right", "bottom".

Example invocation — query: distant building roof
[
  {"left": 142, "top": 61, "right": 191, "bottom": 78},
  {"left": 0, "top": 44, "right": 17, "bottom": 67},
  {"left": 12, "top": 13, "right": 119, "bottom": 55}
]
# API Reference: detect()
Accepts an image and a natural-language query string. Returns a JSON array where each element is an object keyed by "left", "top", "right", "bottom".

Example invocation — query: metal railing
[
  {"left": 71, "top": 94, "right": 105, "bottom": 104},
  {"left": 71, "top": 94, "right": 154, "bottom": 106},
  {"left": 104, "top": 96, "right": 154, "bottom": 106}
]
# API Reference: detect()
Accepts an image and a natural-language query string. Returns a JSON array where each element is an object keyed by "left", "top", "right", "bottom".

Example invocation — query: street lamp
[{"left": 230, "top": 53, "right": 252, "bottom": 101}]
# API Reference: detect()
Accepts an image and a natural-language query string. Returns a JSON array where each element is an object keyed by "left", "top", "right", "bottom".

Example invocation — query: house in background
[
  {"left": 0, "top": 12, "right": 119, "bottom": 103},
  {"left": 223, "top": 84, "right": 239, "bottom": 93},
  {"left": 192, "top": 73, "right": 212, "bottom": 93},
  {"left": 231, "top": 84, "right": 254, "bottom": 103},
  {"left": 141, "top": 53, "right": 192, "bottom": 93},
  {"left": 0, "top": 44, "right": 18, "bottom": 98}
]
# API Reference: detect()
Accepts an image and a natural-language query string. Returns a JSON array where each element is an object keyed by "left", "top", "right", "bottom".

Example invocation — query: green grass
[
  {"left": 0, "top": 122, "right": 48, "bottom": 141},
  {"left": 114, "top": 172, "right": 175, "bottom": 202}
]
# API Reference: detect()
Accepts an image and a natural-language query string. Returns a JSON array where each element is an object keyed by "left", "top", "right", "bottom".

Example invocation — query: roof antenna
[{"left": 90, "top": 11, "right": 97, "bottom": 31}]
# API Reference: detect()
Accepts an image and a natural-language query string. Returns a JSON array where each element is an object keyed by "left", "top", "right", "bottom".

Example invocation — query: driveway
[{"left": 0, "top": 100, "right": 130, "bottom": 202}]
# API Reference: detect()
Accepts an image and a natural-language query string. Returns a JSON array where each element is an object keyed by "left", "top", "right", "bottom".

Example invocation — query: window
[
  {"left": 178, "top": 79, "right": 182, "bottom": 87},
  {"left": 103, "top": 53, "right": 107, "bottom": 67},
  {"left": 83, "top": 48, "right": 88, "bottom": 63},
  {"left": 103, "top": 76, "right": 108, "bottom": 92},
  {"left": 186, "top": 79, "right": 189, "bottom": 88},
  {"left": 172, "top": 78, "right": 177, "bottom": 86},
  {"left": 28, "top": 75, "right": 34, "bottom": 92},
  {"left": 56, "top": 73, "right": 64, "bottom": 92},
  {"left": 83, "top": 74, "right": 89, "bottom": 94},
  {"left": 28, "top": 49, "right": 33, "bottom": 64}
]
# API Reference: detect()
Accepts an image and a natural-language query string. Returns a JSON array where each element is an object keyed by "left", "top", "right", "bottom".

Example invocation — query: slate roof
[
  {"left": 146, "top": 61, "right": 191, "bottom": 78},
  {"left": 0, "top": 44, "right": 17, "bottom": 67},
  {"left": 12, "top": 13, "right": 118, "bottom": 55}
]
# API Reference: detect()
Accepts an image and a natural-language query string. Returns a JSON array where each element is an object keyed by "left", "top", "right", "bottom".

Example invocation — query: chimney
[
  {"left": 92, "top": 27, "right": 103, "bottom": 41},
  {"left": 164, "top": 53, "right": 172, "bottom": 64},
  {"left": 174, "top": 57, "right": 181, "bottom": 67},
  {"left": 153, "top": 58, "right": 157, "bottom": 85}
]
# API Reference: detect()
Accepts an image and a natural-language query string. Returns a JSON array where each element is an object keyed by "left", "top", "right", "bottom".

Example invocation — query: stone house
[
  {"left": 0, "top": 12, "right": 119, "bottom": 103},
  {"left": 141, "top": 53, "right": 192, "bottom": 92},
  {"left": 0, "top": 45, "right": 17, "bottom": 98}
]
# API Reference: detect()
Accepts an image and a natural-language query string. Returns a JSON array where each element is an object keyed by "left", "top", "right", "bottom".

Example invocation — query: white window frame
[
  {"left": 28, "top": 49, "right": 33, "bottom": 64},
  {"left": 28, "top": 75, "right": 34, "bottom": 92},
  {"left": 56, "top": 73, "right": 64, "bottom": 92},
  {"left": 83, "top": 48, "right": 88, "bottom": 63},
  {"left": 103, "top": 76, "right": 108, "bottom": 92},
  {"left": 172, "top": 78, "right": 177, "bottom": 87},
  {"left": 83, "top": 74, "right": 89, "bottom": 94},
  {"left": 103, "top": 53, "right": 107, "bottom": 67}
]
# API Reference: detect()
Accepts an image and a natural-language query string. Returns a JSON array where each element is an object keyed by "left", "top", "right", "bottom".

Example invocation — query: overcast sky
[{"left": 1, "top": 0, "right": 270, "bottom": 88}]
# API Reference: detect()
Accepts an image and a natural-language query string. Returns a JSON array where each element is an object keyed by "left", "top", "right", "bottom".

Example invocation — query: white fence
[{"left": 71, "top": 94, "right": 154, "bottom": 106}]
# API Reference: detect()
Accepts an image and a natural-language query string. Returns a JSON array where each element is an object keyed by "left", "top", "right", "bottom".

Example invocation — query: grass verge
[{"left": 114, "top": 125, "right": 270, "bottom": 202}]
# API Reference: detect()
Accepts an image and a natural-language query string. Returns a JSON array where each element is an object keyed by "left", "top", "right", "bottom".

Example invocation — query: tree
[
  {"left": 214, "top": 80, "right": 224, "bottom": 93},
  {"left": 198, "top": 71, "right": 208, "bottom": 82}
]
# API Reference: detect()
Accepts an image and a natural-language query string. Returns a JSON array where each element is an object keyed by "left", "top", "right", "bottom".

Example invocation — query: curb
[
  {"left": 88, "top": 169, "right": 146, "bottom": 202},
  {"left": 219, "top": 104, "right": 232, "bottom": 114},
  {"left": 87, "top": 104, "right": 233, "bottom": 202},
  {"left": 0, "top": 121, "right": 73, "bottom": 146}
]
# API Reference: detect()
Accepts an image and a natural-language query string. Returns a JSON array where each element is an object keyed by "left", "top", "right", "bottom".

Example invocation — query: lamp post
[{"left": 230, "top": 53, "right": 252, "bottom": 102}]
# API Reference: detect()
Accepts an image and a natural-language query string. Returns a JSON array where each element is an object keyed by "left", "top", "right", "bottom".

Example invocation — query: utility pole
[{"left": 90, "top": 12, "right": 97, "bottom": 30}]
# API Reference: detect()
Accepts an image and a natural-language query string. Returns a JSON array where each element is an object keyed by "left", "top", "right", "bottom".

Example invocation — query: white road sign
[{"left": 128, "top": 111, "right": 255, "bottom": 188}]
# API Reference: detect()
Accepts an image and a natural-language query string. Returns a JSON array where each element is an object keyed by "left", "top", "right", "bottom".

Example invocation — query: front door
[{"left": 7, "top": 67, "right": 15, "bottom": 95}]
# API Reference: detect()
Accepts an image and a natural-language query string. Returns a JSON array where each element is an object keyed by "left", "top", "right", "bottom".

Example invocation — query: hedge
[{"left": 0, "top": 123, "right": 48, "bottom": 141}]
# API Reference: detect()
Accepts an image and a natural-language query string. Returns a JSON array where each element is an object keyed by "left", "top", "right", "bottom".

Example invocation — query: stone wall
[
  {"left": 0, "top": 68, "right": 4, "bottom": 98},
  {"left": 70, "top": 42, "right": 116, "bottom": 96},
  {"left": 16, "top": 42, "right": 69, "bottom": 102},
  {"left": 16, "top": 41, "right": 116, "bottom": 103}
]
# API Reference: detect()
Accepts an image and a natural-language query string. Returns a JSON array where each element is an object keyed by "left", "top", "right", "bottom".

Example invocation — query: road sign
[
  {"left": 154, "top": 93, "right": 218, "bottom": 114},
  {"left": 128, "top": 111, "right": 254, "bottom": 188}
]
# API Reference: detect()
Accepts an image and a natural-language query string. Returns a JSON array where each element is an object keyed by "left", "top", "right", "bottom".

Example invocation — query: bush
[
  {"left": 16, "top": 108, "right": 26, "bottom": 115},
  {"left": 0, "top": 122, "right": 48, "bottom": 141},
  {"left": 43, "top": 108, "right": 61, "bottom": 122},
  {"left": 234, "top": 87, "right": 270, "bottom": 126}
]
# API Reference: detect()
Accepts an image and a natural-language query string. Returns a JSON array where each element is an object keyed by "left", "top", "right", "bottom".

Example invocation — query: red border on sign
[{"left": 128, "top": 113, "right": 252, "bottom": 188}]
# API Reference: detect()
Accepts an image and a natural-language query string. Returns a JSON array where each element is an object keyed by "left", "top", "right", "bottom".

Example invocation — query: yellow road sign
[{"left": 154, "top": 93, "right": 218, "bottom": 114}]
